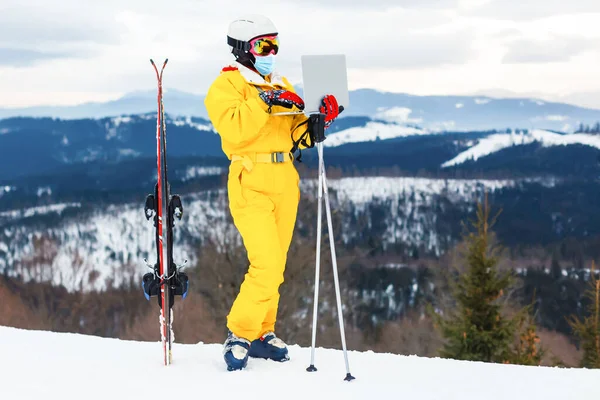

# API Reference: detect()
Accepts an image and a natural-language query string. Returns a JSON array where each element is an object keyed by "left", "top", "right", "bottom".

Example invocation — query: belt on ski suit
[{"left": 231, "top": 151, "right": 294, "bottom": 172}]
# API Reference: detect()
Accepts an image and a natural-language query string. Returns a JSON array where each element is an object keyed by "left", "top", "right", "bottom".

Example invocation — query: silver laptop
[{"left": 272, "top": 54, "right": 349, "bottom": 115}]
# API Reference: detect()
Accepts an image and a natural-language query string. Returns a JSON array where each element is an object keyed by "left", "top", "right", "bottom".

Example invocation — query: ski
[{"left": 142, "top": 58, "right": 189, "bottom": 366}]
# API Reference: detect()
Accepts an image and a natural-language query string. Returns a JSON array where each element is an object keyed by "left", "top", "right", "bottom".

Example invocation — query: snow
[
  {"left": 455, "top": 103, "right": 464, "bottom": 109},
  {"left": 324, "top": 122, "right": 427, "bottom": 147},
  {"left": 429, "top": 120, "right": 456, "bottom": 132},
  {"left": 475, "top": 98, "right": 491, "bottom": 105},
  {"left": 374, "top": 107, "right": 423, "bottom": 124},
  {"left": 0, "top": 202, "right": 80, "bottom": 219},
  {"left": 544, "top": 115, "right": 568, "bottom": 122},
  {"left": 303, "top": 177, "right": 512, "bottom": 254},
  {"left": 442, "top": 129, "right": 600, "bottom": 167},
  {"left": 105, "top": 121, "right": 118, "bottom": 140},
  {"left": 172, "top": 116, "right": 213, "bottom": 131},
  {"left": 0, "top": 192, "right": 233, "bottom": 291},
  {"left": 181, "top": 166, "right": 224, "bottom": 180},
  {"left": 37, "top": 186, "right": 52, "bottom": 197},
  {"left": 1, "top": 177, "right": 519, "bottom": 290},
  {"left": 1, "top": 326, "right": 597, "bottom": 400},
  {"left": 0, "top": 185, "right": 15, "bottom": 198},
  {"left": 318, "top": 177, "right": 512, "bottom": 205},
  {"left": 442, "top": 132, "right": 534, "bottom": 167},
  {"left": 118, "top": 148, "right": 141, "bottom": 157},
  {"left": 531, "top": 130, "right": 600, "bottom": 149},
  {"left": 82, "top": 148, "right": 102, "bottom": 162},
  {"left": 111, "top": 116, "right": 132, "bottom": 127}
]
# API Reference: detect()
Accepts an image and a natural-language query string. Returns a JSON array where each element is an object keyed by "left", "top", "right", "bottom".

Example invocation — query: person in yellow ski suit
[{"left": 204, "top": 14, "right": 341, "bottom": 371}]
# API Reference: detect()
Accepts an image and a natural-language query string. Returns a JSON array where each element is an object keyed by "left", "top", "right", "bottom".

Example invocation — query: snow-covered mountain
[
  {"left": 0, "top": 177, "right": 513, "bottom": 292},
  {"left": 3, "top": 88, "right": 600, "bottom": 132},
  {"left": 442, "top": 129, "right": 600, "bottom": 167},
  {"left": 323, "top": 121, "right": 427, "bottom": 147},
  {"left": 2, "top": 326, "right": 597, "bottom": 400},
  {"left": 0, "top": 113, "right": 222, "bottom": 180},
  {"left": 6, "top": 111, "right": 600, "bottom": 184}
]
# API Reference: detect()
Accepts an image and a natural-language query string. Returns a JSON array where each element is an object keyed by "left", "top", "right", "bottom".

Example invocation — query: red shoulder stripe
[{"left": 221, "top": 66, "right": 238, "bottom": 72}]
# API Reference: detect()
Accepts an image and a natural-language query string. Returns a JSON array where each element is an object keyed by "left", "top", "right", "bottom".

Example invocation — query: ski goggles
[{"left": 249, "top": 35, "right": 279, "bottom": 57}]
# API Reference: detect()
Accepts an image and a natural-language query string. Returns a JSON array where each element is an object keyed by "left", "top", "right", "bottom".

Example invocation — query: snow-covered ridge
[
  {"left": 1, "top": 177, "right": 517, "bottom": 292},
  {"left": 172, "top": 116, "right": 213, "bottom": 131},
  {"left": 442, "top": 129, "right": 600, "bottom": 167},
  {"left": 106, "top": 114, "right": 213, "bottom": 131},
  {"left": 302, "top": 177, "right": 514, "bottom": 254},
  {"left": 179, "top": 166, "right": 224, "bottom": 181},
  {"left": 0, "top": 203, "right": 81, "bottom": 219},
  {"left": 324, "top": 122, "right": 427, "bottom": 147},
  {"left": 101, "top": 114, "right": 214, "bottom": 142},
  {"left": 316, "top": 177, "right": 512, "bottom": 205}
]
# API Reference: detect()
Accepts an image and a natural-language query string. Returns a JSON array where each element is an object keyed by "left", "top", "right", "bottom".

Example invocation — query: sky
[{"left": 2, "top": 0, "right": 600, "bottom": 108}]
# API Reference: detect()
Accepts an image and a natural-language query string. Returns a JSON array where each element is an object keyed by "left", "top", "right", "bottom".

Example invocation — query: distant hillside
[{"left": 3, "top": 88, "right": 600, "bottom": 132}]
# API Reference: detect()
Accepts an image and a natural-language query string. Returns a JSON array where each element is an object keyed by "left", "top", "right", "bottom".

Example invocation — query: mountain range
[
  {"left": 3, "top": 88, "right": 600, "bottom": 133},
  {"left": 3, "top": 90, "right": 600, "bottom": 310}
]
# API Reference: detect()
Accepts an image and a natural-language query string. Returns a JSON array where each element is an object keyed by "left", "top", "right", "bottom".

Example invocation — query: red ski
[{"left": 142, "top": 58, "right": 189, "bottom": 366}]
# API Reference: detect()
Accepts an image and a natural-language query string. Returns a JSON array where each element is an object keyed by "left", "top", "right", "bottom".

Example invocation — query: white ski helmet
[{"left": 227, "top": 14, "right": 278, "bottom": 54}]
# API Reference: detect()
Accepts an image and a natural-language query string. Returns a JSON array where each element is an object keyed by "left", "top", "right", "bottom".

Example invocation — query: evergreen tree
[
  {"left": 511, "top": 293, "right": 544, "bottom": 366},
  {"left": 568, "top": 262, "right": 600, "bottom": 368},
  {"left": 432, "top": 196, "right": 542, "bottom": 364}
]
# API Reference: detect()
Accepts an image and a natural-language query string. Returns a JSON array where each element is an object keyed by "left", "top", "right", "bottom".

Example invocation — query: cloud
[
  {"left": 503, "top": 36, "right": 596, "bottom": 63},
  {"left": 285, "top": 0, "right": 460, "bottom": 9},
  {"left": 338, "top": 30, "right": 476, "bottom": 70},
  {"left": 0, "top": 8, "right": 123, "bottom": 47},
  {"left": 0, "top": 48, "right": 72, "bottom": 67},
  {"left": 1, "top": 0, "right": 600, "bottom": 108},
  {"left": 466, "top": 0, "right": 600, "bottom": 20},
  {"left": 271, "top": 7, "right": 475, "bottom": 71}
]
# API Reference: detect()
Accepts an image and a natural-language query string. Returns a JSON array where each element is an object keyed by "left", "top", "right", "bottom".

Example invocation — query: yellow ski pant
[{"left": 226, "top": 154, "right": 300, "bottom": 341}]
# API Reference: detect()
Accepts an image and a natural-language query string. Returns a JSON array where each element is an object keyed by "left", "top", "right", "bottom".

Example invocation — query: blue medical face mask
[{"left": 254, "top": 54, "right": 276, "bottom": 76}]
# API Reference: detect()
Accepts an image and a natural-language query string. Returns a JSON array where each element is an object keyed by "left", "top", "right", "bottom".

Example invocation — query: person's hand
[
  {"left": 259, "top": 89, "right": 305, "bottom": 111},
  {"left": 319, "top": 94, "right": 341, "bottom": 129}
]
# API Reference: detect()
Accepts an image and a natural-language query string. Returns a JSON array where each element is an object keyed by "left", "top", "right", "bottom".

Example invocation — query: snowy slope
[
  {"left": 442, "top": 129, "right": 600, "bottom": 167},
  {"left": 2, "top": 326, "right": 597, "bottom": 400},
  {"left": 324, "top": 122, "right": 426, "bottom": 147}
]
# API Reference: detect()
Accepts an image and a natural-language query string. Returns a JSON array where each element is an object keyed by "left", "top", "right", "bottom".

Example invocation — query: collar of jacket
[{"left": 232, "top": 61, "right": 287, "bottom": 88}]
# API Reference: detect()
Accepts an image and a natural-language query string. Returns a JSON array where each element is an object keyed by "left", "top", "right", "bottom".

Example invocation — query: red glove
[
  {"left": 319, "top": 94, "right": 340, "bottom": 129},
  {"left": 259, "top": 89, "right": 305, "bottom": 111}
]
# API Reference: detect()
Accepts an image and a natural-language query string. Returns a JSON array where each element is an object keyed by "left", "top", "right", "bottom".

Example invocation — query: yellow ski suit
[{"left": 204, "top": 62, "right": 310, "bottom": 341}]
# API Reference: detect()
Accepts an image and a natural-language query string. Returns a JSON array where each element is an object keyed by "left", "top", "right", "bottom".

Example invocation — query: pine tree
[
  {"left": 511, "top": 293, "right": 544, "bottom": 366},
  {"left": 568, "top": 262, "right": 600, "bottom": 368},
  {"left": 432, "top": 195, "right": 542, "bottom": 364}
]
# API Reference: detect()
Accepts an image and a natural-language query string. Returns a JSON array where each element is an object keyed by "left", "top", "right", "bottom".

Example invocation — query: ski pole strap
[{"left": 290, "top": 118, "right": 313, "bottom": 162}]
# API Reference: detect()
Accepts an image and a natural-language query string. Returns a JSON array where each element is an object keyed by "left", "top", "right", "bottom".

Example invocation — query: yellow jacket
[{"left": 204, "top": 62, "right": 310, "bottom": 159}]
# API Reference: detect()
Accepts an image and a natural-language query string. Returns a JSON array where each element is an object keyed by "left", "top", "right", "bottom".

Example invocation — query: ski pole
[
  {"left": 307, "top": 129, "right": 324, "bottom": 373},
  {"left": 306, "top": 112, "right": 355, "bottom": 381}
]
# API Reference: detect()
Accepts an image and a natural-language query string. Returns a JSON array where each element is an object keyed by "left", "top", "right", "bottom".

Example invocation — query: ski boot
[
  {"left": 142, "top": 270, "right": 161, "bottom": 300},
  {"left": 223, "top": 331, "right": 251, "bottom": 371},
  {"left": 248, "top": 332, "right": 290, "bottom": 362},
  {"left": 172, "top": 271, "right": 189, "bottom": 299}
]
